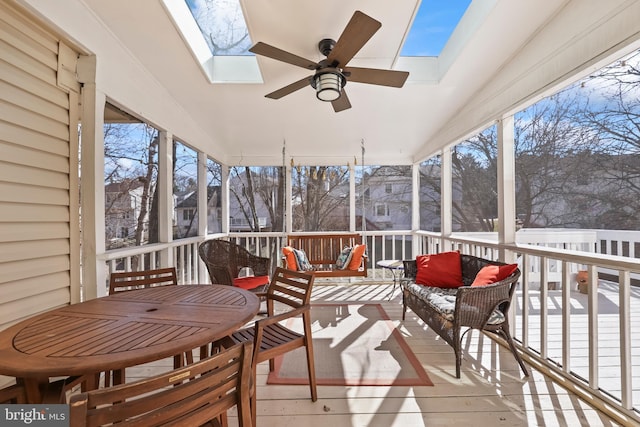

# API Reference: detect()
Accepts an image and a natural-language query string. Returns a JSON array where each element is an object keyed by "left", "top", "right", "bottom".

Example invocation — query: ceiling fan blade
[
  {"left": 343, "top": 67, "right": 409, "bottom": 88},
  {"left": 332, "top": 90, "right": 352, "bottom": 112},
  {"left": 327, "top": 11, "right": 381, "bottom": 67},
  {"left": 265, "top": 76, "right": 312, "bottom": 99},
  {"left": 250, "top": 42, "right": 318, "bottom": 70}
]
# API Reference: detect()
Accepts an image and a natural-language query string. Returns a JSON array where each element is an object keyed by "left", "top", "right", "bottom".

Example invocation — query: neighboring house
[
  {"left": 106, "top": 180, "right": 223, "bottom": 246},
  {"left": 174, "top": 186, "right": 222, "bottom": 237},
  {"left": 174, "top": 190, "right": 196, "bottom": 238},
  {"left": 228, "top": 170, "right": 274, "bottom": 232},
  {"left": 364, "top": 168, "right": 412, "bottom": 230},
  {"left": 361, "top": 166, "right": 443, "bottom": 232},
  {"left": 104, "top": 179, "right": 148, "bottom": 249}
]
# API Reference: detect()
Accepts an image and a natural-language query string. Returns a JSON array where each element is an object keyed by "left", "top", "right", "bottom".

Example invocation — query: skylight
[
  {"left": 184, "top": 0, "right": 471, "bottom": 59},
  {"left": 185, "top": 0, "right": 252, "bottom": 56},
  {"left": 167, "top": 0, "right": 474, "bottom": 83},
  {"left": 401, "top": 0, "right": 471, "bottom": 57}
]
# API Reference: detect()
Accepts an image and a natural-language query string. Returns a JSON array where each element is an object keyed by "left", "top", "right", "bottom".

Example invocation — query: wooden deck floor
[{"left": 122, "top": 282, "right": 633, "bottom": 426}]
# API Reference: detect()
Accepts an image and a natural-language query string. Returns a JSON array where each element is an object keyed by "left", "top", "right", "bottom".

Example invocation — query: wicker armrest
[
  {"left": 454, "top": 270, "right": 519, "bottom": 329},
  {"left": 402, "top": 260, "right": 417, "bottom": 279}
]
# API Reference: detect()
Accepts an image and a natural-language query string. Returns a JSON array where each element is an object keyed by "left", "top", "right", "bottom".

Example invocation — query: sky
[
  {"left": 186, "top": 0, "right": 472, "bottom": 57},
  {"left": 401, "top": 0, "right": 472, "bottom": 56}
]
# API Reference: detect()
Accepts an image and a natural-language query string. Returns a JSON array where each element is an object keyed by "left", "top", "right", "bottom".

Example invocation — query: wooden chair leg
[
  {"left": 250, "top": 364, "right": 258, "bottom": 427},
  {"left": 174, "top": 351, "right": 194, "bottom": 368},
  {"left": 112, "top": 369, "right": 125, "bottom": 385},
  {"left": 303, "top": 315, "right": 317, "bottom": 401},
  {"left": 41, "top": 374, "right": 91, "bottom": 404},
  {"left": 200, "top": 344, "right": 210, "bottom": 360},
  {"left": 102, "top": 369, "right": 125, "bottom": 387},
  {"left": 306, "top": 347, "right": 317, "bottom": 401},
  {"left": 210, "top": 414, "right": 228, "bottom": 427}
]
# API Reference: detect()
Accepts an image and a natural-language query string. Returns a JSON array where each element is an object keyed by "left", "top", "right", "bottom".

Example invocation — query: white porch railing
[
  {"left": 98, "top": 236, "right": 208, "bottom": 295},
  {"left": 414, "top": 230, "right": 639, "bottom": 425},
  {"left": 98, "top": 228, "right": 640, "bottom": 425}
]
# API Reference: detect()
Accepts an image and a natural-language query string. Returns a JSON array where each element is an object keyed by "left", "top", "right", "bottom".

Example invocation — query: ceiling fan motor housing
[{"left": 318, "top": 38, "right": 336, "bottom": 57}]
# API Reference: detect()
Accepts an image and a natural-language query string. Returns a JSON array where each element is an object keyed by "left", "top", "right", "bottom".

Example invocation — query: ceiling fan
[{"left": 250, "top": 10, "right": 410, "bottom": 112}]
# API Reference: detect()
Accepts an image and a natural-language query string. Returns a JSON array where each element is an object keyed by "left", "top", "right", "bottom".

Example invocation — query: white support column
[
  {"left": 441, "top": 147, "right": 453, "bottom": 251},
  {"left": 349, "top": 163, "right": 356, "bottom": 232},
  {"left": 222, "top": 165, "right": 230, "bottom": 234},
  {"left": 158, "top": 131, "right": 174, "bottom": 267},
  {"left": 411, "top": 163, "right": 420, "bottom": 257},
  {"left": 497, "top": 116, "right": 519, "bottom": 339},
  {"left": 78, "top": 54, "right": 106, "bottom": 299},
  {"left": 197, "top": 151, "right": 207, "bottom": 236},
  {"left": 497, "top": 116, "right": 517, "bottom": 261},
  {"left": 68, "top": 89, "right": 81, "bottom": 303},
  {"left": 285, "top": 165, "right": 292, "bottom": 233},
  {"left": 196, "top": 152, "right": 208, "bottom": 282}
]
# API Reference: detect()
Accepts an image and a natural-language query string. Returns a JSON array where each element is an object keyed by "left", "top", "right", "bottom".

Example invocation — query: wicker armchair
[
  {"left": 198, "top": 239, "right": 271, "bottom": 289},
  {"left": 402, "top": 254, "right": 528, "bottom": 378}
]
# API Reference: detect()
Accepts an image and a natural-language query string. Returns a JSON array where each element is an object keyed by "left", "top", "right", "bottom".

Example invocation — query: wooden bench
[{"left": 286, "top": 233, "right": 367, "bottom": 278}]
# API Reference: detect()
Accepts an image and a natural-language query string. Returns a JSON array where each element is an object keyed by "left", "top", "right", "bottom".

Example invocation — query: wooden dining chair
[
  {"left": 69, "top": 341, "right": 254, "bottom": 427},
  {"left": 106, "top": 267, "right": 192, "bottom": 387},
  {"left": 0, "top": 380, "right": 77, "bottom": 404},
  {"left": 216, "top": 267, "right": 317, "bottom": 425},
  {"left": 0, "top": 383, "right": 26, "bottom": 404},
  {"left": 108, "top": 267, "right": 178, "bottom": 294}
]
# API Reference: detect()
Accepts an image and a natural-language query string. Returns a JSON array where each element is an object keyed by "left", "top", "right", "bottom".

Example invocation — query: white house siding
[{"left": 0, "top": 1, "right": 81, "bottom": 337}]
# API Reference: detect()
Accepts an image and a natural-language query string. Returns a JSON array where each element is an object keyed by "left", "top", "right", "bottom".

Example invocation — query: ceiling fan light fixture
[{"left": 313, "top": 70, "right": 345, "bottom": 102}]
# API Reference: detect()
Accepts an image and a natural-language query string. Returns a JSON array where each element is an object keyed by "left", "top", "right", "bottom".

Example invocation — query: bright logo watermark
[{"left": 1, "top": 405, "right": 68, "bottom": 426}]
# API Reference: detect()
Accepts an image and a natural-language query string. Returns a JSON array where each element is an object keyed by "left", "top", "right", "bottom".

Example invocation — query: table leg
[
  {"left": 384, "top": 268, "right": 400, "bottom": 300},
  {"left": 19, "top": 378, "right": 43, "bottom": 404},
  {"left": 391, "top": 270, "right": 398, "bottom": 299}
]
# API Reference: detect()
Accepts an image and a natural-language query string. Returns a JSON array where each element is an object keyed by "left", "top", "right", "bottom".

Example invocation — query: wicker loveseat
[{"left": 401, "top": 253, "right": 529, "bottom": 378}]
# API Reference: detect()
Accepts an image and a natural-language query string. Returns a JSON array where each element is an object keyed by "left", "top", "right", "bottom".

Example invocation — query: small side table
[{"left": 376, "top": 259, "right": 404, "bottom": 300}]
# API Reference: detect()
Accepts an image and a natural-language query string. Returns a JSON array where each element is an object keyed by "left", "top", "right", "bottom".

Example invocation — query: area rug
[{"left": 266, "top": 303, "right": 433, "bottom": 386}]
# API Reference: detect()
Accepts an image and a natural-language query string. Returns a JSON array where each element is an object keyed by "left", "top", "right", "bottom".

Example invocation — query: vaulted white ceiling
[{"left": 20, "top": 0, "right": 640, "bottom": 166}]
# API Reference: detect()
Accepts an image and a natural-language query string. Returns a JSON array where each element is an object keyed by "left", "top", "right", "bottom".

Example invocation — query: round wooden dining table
[{"left": 0, "top": 284, "right": 260, "bottom": 403}]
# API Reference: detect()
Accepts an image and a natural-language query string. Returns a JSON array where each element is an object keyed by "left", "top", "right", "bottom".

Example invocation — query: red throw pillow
[
  {"left": 347, "top": 244, "right": 366, "bottom": 270},
  {"left": 282, "top": 246, "right": 298, "bottom": 270},
  {"left": 415, "top": 251, "right": 463, "bottom": 288},
  {"left": 471, "top": 263, "right": 519, "bottom": 287}
]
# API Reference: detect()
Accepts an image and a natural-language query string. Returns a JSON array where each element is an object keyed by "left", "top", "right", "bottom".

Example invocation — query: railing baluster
[
  {"left": 520, "top": 253, "right": 529, "bottom": 349},
  {"left": 540, "top": 256, "right": 548, "bottom": 359},
  {"left": 587, "top": 263, "right": 599, "bottom": 390},
  {"left": 619, "top": 269, "right": 632, "bottom": 409},
  {"left": 561, "top": 260, "right": 571, "bottom": 372}
]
